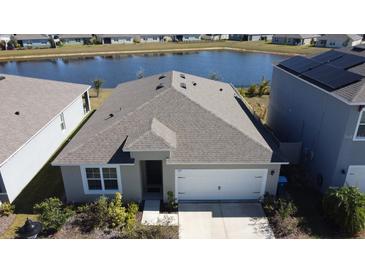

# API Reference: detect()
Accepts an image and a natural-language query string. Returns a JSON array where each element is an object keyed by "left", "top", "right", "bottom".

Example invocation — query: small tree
[
  {"left": 323, "top": 186, "right": 365, "bottom": 235},
  {"left": 92, "top": 79, "right": 104, "bottom": 97},
  {"left": 0, "top": 202, "right": 14, "bottom": 216},
  {"left": 107, "top": 192, "right": 126, "bottom": 228},
  {"left": 136, "top": 68, "right": 144, "bottom": 79},
  {"left": 208, "top": 72, "right": 221, "bottom": 81}
]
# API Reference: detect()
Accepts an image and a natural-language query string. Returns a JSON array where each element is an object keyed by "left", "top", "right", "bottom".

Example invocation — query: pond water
[{"left": 0, "top": 51, "right": 286, "bottom": 88}]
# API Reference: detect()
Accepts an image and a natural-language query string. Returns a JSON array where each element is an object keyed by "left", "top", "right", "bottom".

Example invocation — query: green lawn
[
  {"left": 0, "top": 41, "right": 329, "bottom": 61},
  {"left": 12, "top": 111, "right": 95, "bottom": 214}
]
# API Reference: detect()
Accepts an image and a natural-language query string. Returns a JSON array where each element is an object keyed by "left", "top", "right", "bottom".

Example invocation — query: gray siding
[{"left": 268, "top": 66, "right": 363, "bottom": 190}]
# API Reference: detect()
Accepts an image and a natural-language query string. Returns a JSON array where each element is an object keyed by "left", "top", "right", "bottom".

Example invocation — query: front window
[
  {"left": 354, "top": 110, "right": 365, "bottom": 140},
  {"left": 82, "top": 166, "right": 121, "bottom": 194}
]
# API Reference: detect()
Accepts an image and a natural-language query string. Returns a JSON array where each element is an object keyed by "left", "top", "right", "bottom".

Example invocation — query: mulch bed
[{"left": 0, "top": 214, "right": 16, "bottom": 236}]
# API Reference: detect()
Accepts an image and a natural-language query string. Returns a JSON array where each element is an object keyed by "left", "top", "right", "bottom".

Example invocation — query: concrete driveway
[{"left": 178, "top": 202, "right": 274, "bottom": 239}]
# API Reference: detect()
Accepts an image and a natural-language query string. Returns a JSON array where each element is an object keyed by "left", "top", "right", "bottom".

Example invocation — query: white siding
[{"left": 0, "top": 95, "right": 87, "bottom": 202}]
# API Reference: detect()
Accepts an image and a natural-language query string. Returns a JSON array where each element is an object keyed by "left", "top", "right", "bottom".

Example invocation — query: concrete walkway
[
  {"left": 178, "top": 202, "right": 274, "bottom": 239},
  {"left": 141, "top": 200, "right": 178, "bottom": 226}
]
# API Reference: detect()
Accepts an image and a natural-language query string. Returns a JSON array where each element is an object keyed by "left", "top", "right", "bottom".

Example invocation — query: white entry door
[
  {"left": 345, "top": 166, "right": 365, "bottom": 192},
  {"left": 175, "top": 169, "right": 268, "bottom": 201}
]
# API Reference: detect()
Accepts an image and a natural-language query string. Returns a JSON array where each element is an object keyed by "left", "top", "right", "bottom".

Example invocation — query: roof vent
[
  {"left": 105, "top": 113, "right": 114, "bottom": 120},
  {"left": 180, "top": 74, "right": 186, "bottom": 79},
  {"left": 14, "top": 111, "right": 20, "bottom": 115},
  {"left": 158, "top": 75, "right": 166, "bottom": 80},
  {"left": 192, "top": 82, "right": 197, "bottom": 86},
  {"left": 156, "top": 83, "right": 164, "bottom": 90},
  {"left": 219, "top": 88, "right": 223, "bottom": 91},
  {"left": 180, "top": 83, "right": 186, "bottom": 89},
  {"left": 0, "top": 76, "right": 5, "bottom": 81}
]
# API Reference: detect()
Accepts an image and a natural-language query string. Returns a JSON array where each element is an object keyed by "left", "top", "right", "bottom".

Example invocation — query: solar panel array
[
  {"left": 301, "top": 64, "right": 363, "bottom": 90},
  {"left": 278, "top": 50, "right": 364, "bottom": 91}
]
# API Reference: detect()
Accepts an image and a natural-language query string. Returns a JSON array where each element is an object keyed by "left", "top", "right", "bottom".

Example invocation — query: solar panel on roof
[
  {"left": 301, "top": 64, "right": 363, "bottom": 90},
  {"left": 328, "top": 53, "right": 365, "bottom": 69},
  {"left": 312, "top": 50, "right": 345, "bottom": 63},
  {"left": 278, "top": 56, "right": 321, "bottom": 74}
]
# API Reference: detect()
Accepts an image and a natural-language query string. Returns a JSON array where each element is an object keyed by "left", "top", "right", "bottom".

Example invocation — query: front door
[{"left": 145, "top": 160, "right": 163, "bottom": 193}]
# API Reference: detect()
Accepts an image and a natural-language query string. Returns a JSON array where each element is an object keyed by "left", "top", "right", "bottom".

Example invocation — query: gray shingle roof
[
  {"left": 53, "top": 71, "right": 274, "bottom": 165},
  {"left": 273, "top": 34, "right": 321, "bottom": 39},
  {"left": 0, "top": 74, "right": 90, "bottom": 165},
  {"left": 96, "top": 34, "right": 134, "bottom": 39},
  {"left": 58, "top": 34, "right": 92, "bottom": 39},
  {"left": 318, "top": 34, "right": 363, "bottom": 41},
  {"left": 12, "top": 34, "right": 50, "bottom": 40}
]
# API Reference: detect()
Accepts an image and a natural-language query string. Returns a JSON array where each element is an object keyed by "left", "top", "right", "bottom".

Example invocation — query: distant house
[
  {"left": 174, "top": 34, "right": 201, "bottom": 42},
  {"left": 272, "top": 34, "right": 320, "bottom": 46},
  {"left": 229, "top": 34, "right": 273, "bottom": 41},
  {"left": 0, "top": 74, "right": 90, "bottom": 203},
  {"left": 0, "top": 34, "right": 11, "bottom": 50},
  {"left": 268, "top": 47, "right": 365, "bottom": 193},
  {"left": 201, "top": 34, "right": 229, "bottom": 41},
  {"left": 138, "top": 35, "right": 162, "bottom": 43},
  {"left": 316, "top": 34, "right": 363, "bottom": 48},
  {"left": 12, "top": 34, "right": 51, "bottom": 48},
  {"left": 96, "top": 34, "right": 134, "bottom": 44},
  {"left": 58, "top": 34, "right": 92, "bottom": 45}
]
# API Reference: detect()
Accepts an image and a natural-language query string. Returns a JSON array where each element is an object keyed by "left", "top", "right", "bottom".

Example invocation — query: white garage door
[
  {"left": 345, "top": 166, "right": 365, "bottom": 192},
  {"left": 175, "top": 169, "right": 268, "bottom": 200}
]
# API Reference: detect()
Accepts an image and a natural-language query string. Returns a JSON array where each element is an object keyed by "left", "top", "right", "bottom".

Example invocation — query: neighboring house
[
  {"left": 201, "top": 34, "right": 229, "bottom": 40},
  {"left": 96, "top": 34, "right": 134, "bottom": 44},
  {"left": 138, "top": 35, "right": 162, "bottom": 43},
  {"left": 229, "top": 34, "right": 272, "bottom": 41},
  {"left": 12, "top": 34, "right": 51, "bottom": 48},
  {"left": 267, "top": 46, "right": 365, "bottom": 192},
  {"left": 0, "top": 74, "right": 91, "bottom": 203},
  {"left": 271, "top": 34, "right": 320, "bottom": 45},
  {"left": 52, "top": 71, "right": 285, "bottom": 203},
  {"left": 58, "top": 34, "right": 92, "bottom": 45},
  {"left": 173, "top": 34, "right": 201, "bottom": 42},
  {"left": 316, "top": 34, "right": 363, "bottom": 48},
  {"left": 0, "top": 34, "right": 11, "bottom": 50}
]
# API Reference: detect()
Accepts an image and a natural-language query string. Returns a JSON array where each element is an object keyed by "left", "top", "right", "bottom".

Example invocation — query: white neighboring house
[
  {"left": 316, "top": 34, "right": 363, "bottom": 48},
  {"left": 0, "top": 34, "right": 11, "bottom": 50},
  {"left": 96, "top": 34, "right": 134, "bottom": 44},
  {"left": 201, "top": 34, "right": 229, "bottom": 40},
  {"left": 0, "top": 74, "right": 91, "bottom": 203}
]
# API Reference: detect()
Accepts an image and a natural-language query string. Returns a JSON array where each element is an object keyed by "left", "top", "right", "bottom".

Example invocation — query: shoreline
[{"left": 0, "top": 46, "right": 301, "bottom": 62}]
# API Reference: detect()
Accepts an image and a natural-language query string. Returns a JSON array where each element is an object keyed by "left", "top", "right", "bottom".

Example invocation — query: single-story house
[
  {"left": 57, "top": 34, "right": 93, "bottom": 45},
  {"left": 0, "top": 74, "right": 91, "bottom": 203},
  {"left": 201, "top": 34, "right": 229, "bottom": 41},
  {"left": 229, "top": 34, "right": 272, "bottom": 41},
  {"left": 12, "top": 34, "right": 51, "bottom": 48},
  {"left": 137, "top": 35, "right": 162, "bottom": 43},
  {"left": 53, "top": 71, "right": 286, "bottom": 203},
  {"left": 272, "top": 34, "right": 320, "bottom": 46},
  {"left": 316, "top": 34, "right": 363, "bottom": 48},
  {"left": 96, "top": 34, "right": 134, "bottom": 44},
  {"left": 268, "top": 46, "right": 365, "bottom": 192},
  {"left": 173, "top": 34, "right": 201, "bottom": 42}
]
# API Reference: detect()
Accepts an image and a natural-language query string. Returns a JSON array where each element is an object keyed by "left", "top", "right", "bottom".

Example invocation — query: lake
[{"left": 0, "top": 51, "right": 286, "bottom": 88}]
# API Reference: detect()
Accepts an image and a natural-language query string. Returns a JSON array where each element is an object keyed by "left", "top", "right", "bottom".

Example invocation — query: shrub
[
  {"left": 0, "top": 202, "right": 15, "bottom": 216},
  {"left": 107, "top": 193, "right": 126, "bottom": 228},
  {"left": 323, "top": 186, "right": 365, "bottom": 235},
  {"left": 120, "top": 224, "right": 178, "bottom": 239},
  {"left": 125, "top": 202, "right": 139, "bottom": 231},
  {"left": 33, "top": 197, "right": 73, "bottom": 233},
  {"left": 167, "top": 191, "right": 178, "bottom": 212},
  {"left": 94, "top": 196, "right": 110, "bottom": 227},
  {"left": 263, "top": 195, "right": 297, "bottom": 219}
]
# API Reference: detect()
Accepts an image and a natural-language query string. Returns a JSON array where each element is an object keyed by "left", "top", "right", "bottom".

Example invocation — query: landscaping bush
[
  {"left": 245, "top": 84, "right": 257, "bottom": 97},
  {"left": 125, "top": 202, "right": 139, "bottom": 231},
  {"left": 167, "top": 191, "right": 178, "bottom": 212},
  {"left": 323, "top": 186, "right": 365, "bottom": 235},
  {"left": 0, "top": 202, "right": 14, "bottom": 217},
  {"left": 120, "top": 224, "right": 178, "bottom": 239},
  {"left": 107, "top": 193, "right": 126, "bottom": 228},
  {"left": 33, "top": 197, "right": 73, "bottom": 233}
]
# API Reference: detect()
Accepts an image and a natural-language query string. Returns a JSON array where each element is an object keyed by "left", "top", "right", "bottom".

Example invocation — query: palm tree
[
  {"left": 258, "top": 79, "right": 270, "bottom": 97},
  {"left": 246, "top": 84, "right": 258, "bottom": 97},
  {"left": 92, "top": 79, "right": 104, "bottom": 97}
]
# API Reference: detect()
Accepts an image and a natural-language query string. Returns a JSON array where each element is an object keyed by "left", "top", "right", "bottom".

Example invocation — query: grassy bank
[{"left": 0, "top": 41, "right": 329, "bottom": 62}]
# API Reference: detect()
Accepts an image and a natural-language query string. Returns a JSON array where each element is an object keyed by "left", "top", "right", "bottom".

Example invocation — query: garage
[
  {"left": 345, "top": 166, "right": 365, "bottom": 192},
  {"left": 175, "top": 169, "right": 268, "bottom": 201}
]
